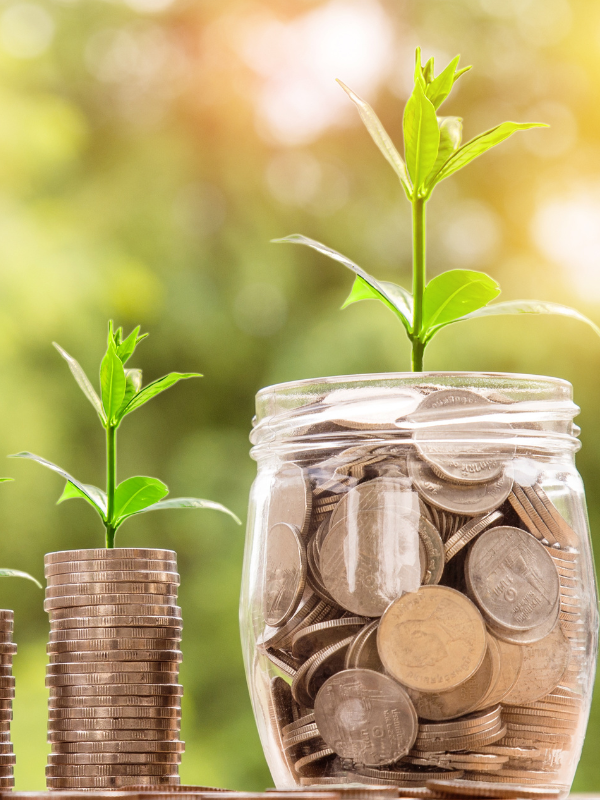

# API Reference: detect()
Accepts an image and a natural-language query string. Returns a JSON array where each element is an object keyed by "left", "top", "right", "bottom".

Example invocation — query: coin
[
  {"left": 479, "top": 636, "right": 523, "bottom": 707},
  {"left": 292, "top": 636, "right": 353, "bottom": 707},
  {"left": 47, "top": 752, "right": 181, "bottom": 764},
  {"left": 47, "top": 571, "right": 180, "bottom": 587},
  {"left": 378, "top": 585, "right": 487, "bottom": 692},
  {"left": 465, "top": 527, "right": 560, "bottom": 632},
  {"left": 418, "top": 517, "right": 445, "bottom": 585},
  {"left": 45, "top": 582, "right": 179, "bottom": 597},
  {"left": 344, "top": 619, "right": 384, "bottom": 672},
  {"left": 46, "top": 763, "right": 178, "bottom": 777},
  {"left": 50, "top": 628, "right": 182, "bottom": 641},
  {"left": 264, "top": 523, "right": 307, "bottom": 627},
  {"left": 48, "top": 649, "right": 182, "bottom": 663},
  {"left": 294, "top": 747, "right": 335, "bottom": 774},
  {"left": 49, "top": 717, "right": 180, "bottom": 730},
  {"left": 45, "top": 559, "right": 177, "bottom": 577},
  {"left": 410, "top": 390, "right": 511, "bottom": 485},
  {"left": 323, "top": 386, "right": 421, "bottom": 429},
  {"left": 314, "top": 669, "right": 417, "bottom": 765},
  {"left": 502, "top": 627, "right": 570, "bottom": 705},
  {"left": 48, "top": 707, "right": 181, "bottom": 719},
  {"left": 444, "top": 511, "right": 503, "bottom": 562},
  {"left": 45, "top": 548, "right": 176, "bottom": 564},
  {"left": 291, "top": 617, "right": 368, "bottom": 660},
  {"left": 49, "top": 607, "right": 182, "bottom": 621},
  {"left": 49, "top": 695, "right": 181, "bottom": 708},
  {"left": 425, "top": 778, "right": 560, "bottom": 797},
  {"left": 321, "top": 479, "right": 422, "bottom": 616},
  {"left": 47, "top": 659, "right": 180, "bottom": 673},
  {"left": 45, "top": 777, "right": 180, "bottom": 788},
  {"left": 408, "top": 456, "right": 512, "bottom": 516},
  {"left": 408, "top": 640, "right": 495, "bottom": 720},
  {"left": 48, "top": 728, "right": 181, "bottom": 741},
  {"left": 263, "top": 595, "right": 336, "bottom": 651},
  {"left": 52, "top": 740, "right": 185, "bottom": 753},
  {"left": 46, "top": 673, "right": 179, "bottom": 686},
  {"left": 48, "top": 683, "right": 183, "bottom": 697},
  {"left": 44, "top": 595, "right": 179, "bottom": 610},
  {"left": 268, "top": 463, "right": 312, "bottom": 535}
]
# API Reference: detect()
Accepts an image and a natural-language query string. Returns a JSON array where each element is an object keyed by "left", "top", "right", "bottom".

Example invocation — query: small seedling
[
  {"left": 275, "top": 49, "right": 599, "bottom": 371},
  {"left": 11, "top": 323, "right": 241, "bottom": 548}
]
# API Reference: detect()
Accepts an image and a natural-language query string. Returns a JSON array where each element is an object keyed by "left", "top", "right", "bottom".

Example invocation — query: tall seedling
[
  {"left": 275, "top": 49, "right": 599, "bottom": 370},
  {"left": 12, "top": 323, "right": 240, "bottom": 548}
]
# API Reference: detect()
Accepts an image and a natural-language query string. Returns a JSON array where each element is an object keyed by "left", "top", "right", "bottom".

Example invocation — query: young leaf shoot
[
  {"left": 274, "top": 49, "right": 599, "bottom": 370},
  {"left": 12, "top": 324, "right": 241, "bottom": 548}
]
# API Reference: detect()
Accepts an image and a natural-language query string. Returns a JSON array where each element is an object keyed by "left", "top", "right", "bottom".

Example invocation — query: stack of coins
[
  {"left": 44, "top": 548, "right": 184, "bottom": 790},
  {"left": 0, "top": 611, "right": 15, "bottom": 789},
  {"left": 258, "top": 386, "right": 586, "bottom": 792}
]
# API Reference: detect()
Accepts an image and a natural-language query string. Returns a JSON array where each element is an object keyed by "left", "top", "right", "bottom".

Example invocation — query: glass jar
[{"left": 240, "top": 373, "right": 598, "bottom": 796}]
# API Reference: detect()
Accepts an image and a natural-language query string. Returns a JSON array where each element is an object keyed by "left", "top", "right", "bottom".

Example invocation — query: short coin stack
[
  {"left": 44, "top": 548, "right": 184, "bottom": 790},
  {"left": 0, "top": 611, "right": 15, "bottom": 789}
]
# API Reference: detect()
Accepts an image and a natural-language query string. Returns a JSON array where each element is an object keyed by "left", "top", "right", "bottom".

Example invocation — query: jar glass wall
[{"left": 240, "top": 373, "right": 598, "bottom": 796}]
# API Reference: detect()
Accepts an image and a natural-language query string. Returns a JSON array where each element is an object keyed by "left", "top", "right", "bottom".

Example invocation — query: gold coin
[
  {"left": 344, "top": 619, "right": 384, "bottom": 673},
  {"left": 479, "top": 636, "right": 523, "bottom": 708},
  {"left": 378, "top": 586, "right": 487, "bottom": 692}
]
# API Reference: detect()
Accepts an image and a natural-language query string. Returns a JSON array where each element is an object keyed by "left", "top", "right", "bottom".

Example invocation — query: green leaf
[
  {"left": 413, "top": 47, "right": 426, "bottom": 90},
  {"left": 342, "top": 276, "right": 413, "bottom": 335},
  {"left": 116, "top": 326, "right": 142, "bottom": 364},
  {"left": 273, "top": 235, "right": 414, "bottom": 334},
  {"left": 456, "top": 300, "right": 600, "bottom": 337},
  {"left": 425, "top": 55, "right": 460, "bottom": 110},
  {"left": 429, "top": 117, "right": 462, "bottom": 180},
  {"left": 57, "top": 481, "right": 107, "bottom": 518},
  {"left": 426, "top": 121, "right": 548, "bottom": 191},
  {"left": 138, "top": 497, "right": 242, "bottom": 525},
  {"left": 113, "top": 476, "right": 169, "bottom": 527},
  {"left": 53, "top": 343, "right": 107, "bottom": 426},
  {"left": 116, "top": 369, "right": 142, "bottom": 418},
  {"left": 0, "top": 569, "right": 41, "bottom": 588},
  {"left": 421, "top": 270, "right": 500, "bottom": 340},
  {"left": 100, "top": 343, "right": 126, "bottom": 424},
  {"left": 119, "top": 372, "right": 202, "bottom": 418},
  {"left": 0, "top": 479, "right": 12, "bottom": 483},
  {"left": 422, "top": 57, "right": 435, "bottom": 84},
  {"left": 403, "top": 80, "right": 440, "bottom": 191},
  {"left": 337, "top": 80, "right": 412, "bottom": 197},
  {"left": 8, "top": 452, "right": 106, "bottom": 518}
]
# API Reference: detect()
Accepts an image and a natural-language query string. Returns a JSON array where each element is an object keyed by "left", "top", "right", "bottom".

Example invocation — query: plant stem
[
  {"left": 411, "top": 197, "right": 426, "bottom": 372},
  {"left": 105, "top": 423, "right": 117, "bottom": 548}
]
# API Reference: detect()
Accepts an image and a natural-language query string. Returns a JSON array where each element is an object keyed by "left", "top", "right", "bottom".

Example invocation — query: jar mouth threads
[{"left": 251, "top": 374, "right": 580, "bottom": 459}]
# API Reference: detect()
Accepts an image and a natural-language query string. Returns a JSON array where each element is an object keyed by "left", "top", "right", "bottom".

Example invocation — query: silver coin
[
  {"left": 408, "top": 455, "right": 512, "bottom": 516},
  {"left": 263, "top": 522, "right": 307, "bottom": 627},
  {"left": 320, "top": 478, "right": 422, "bottom": 616},
  {"left": 314, "top": 668, "right": 417, "bottom": 765},
  {"left": 466, "top": 527, "right": 560, "bottom": 632},
  {"left": 268, "top": 463, "right": 312, "bottom": 535},
  {"left": 410, "top": 390, "right": 513, "bottom": 485}
]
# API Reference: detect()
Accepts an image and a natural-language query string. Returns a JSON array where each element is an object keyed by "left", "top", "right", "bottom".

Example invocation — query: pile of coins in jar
[
  {"left": 44, "top": 548, "right": 184, "bottom": 790},
  {"left": 259, "top": 387, "right": 586, "bottom": 791}
]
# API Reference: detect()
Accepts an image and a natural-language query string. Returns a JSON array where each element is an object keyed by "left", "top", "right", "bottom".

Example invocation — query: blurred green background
[{"left": 0, "top": 0, "right": 598, "bottom": 790}]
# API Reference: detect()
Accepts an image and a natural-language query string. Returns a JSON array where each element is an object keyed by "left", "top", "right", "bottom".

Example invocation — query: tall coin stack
[
  {"left": 44, "top": 548, "right": 184, "bottom": 790},
  {"left": 0, "top": 611, "right": 15, "bottom": 789}
]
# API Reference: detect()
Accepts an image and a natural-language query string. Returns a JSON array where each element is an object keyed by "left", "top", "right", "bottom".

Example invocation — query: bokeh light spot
[
  {"left": 440, "top": 200, "right": 501, "bottom": 267},
  {"left": 0, "top": 3, "right": 54, "bottom": 59}
]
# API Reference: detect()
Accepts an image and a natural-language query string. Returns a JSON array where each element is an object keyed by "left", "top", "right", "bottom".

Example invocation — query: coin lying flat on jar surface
[
  {"left": 314, "top": 668, "right": 418, "bottom": 765},
  {"left": 378, "top": 585, "right": 487, "bottom": 692}
]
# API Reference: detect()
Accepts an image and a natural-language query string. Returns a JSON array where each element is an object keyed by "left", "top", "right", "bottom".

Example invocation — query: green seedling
[
  {"left": 0, "top": 478, "right": 41, "bottom": 588},
  {"left": 11, "top": 323, "right": 241, "bottom": 548},
  {"left": 275, "top": 48, "right": 599, "bottom": 371}
]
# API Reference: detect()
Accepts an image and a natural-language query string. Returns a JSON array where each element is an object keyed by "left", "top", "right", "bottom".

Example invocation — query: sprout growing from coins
[
  {"left": 275, "top": 48, "right": 600, "bottom": 371},
  {"left": 10, "top": 323, "right": 241, "bottom": 548}
]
